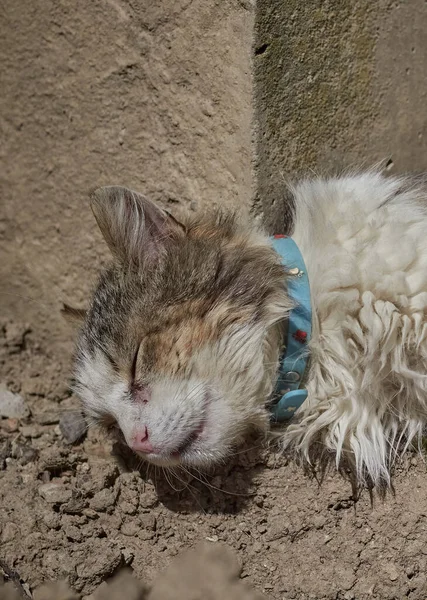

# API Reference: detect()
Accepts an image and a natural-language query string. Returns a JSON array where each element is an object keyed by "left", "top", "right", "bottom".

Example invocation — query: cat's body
[
  {"left": 73, "top": 171, "right": 427, "bottom": 487},
  {"left": 284, "top": 172, "right": 427, "bottom": 484}
]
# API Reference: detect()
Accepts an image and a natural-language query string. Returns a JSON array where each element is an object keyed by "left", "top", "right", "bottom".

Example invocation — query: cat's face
[{"left": 73, "top": 187, "right": 289, "bottom": 468}]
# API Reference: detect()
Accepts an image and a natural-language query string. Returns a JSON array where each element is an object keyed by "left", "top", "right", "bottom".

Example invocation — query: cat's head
[{"left": 73, "top": 187, "right": 290, "bottom": 468}]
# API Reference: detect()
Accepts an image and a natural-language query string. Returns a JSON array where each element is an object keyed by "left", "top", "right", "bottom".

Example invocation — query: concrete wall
[
  {"left": 3, "top": 0, "right": 427, "bottom": 350},
  {"left": 1, "top": 0, "right": 254, "bottom": 352},
  {"left": 255, "top": 0, "right": 427, "bottom": 233}
]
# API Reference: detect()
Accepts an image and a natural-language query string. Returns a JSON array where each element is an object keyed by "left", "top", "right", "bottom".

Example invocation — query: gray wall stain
[{"left": 254, "top": 1, "right": 427, "bottom": 232}]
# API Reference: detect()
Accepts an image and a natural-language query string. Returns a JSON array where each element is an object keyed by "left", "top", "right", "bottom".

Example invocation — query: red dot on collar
[
  {"left": 293, "top": 329, "right": 307, "bottom": 343},
  {"left": 273, "top": 234, "right": 287, "bottom": 239}
]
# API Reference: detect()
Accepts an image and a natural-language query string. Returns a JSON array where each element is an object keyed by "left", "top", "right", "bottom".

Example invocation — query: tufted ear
[{"left": 89, "top": 186, "right": 185, "bottom": 265}]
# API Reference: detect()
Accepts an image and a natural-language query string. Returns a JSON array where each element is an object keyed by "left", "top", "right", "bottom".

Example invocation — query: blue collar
[{"left": 269, "top": 235, "right": 312, "bottom": 422}]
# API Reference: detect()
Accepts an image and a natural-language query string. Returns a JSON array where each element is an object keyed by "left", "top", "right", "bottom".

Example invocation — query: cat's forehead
[
  {"left": 83, "top": 265, "right": 256, "bottom": 357},
  {"left": 78, "top": 213, "right": 288, "bottom": 366}
]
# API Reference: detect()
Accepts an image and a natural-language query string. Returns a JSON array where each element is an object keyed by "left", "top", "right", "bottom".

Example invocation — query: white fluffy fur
[
  {"left": 280, "top": 171, "right": 427, "bottom": 485},
  {"left": 76, "top": 171, "right": 427, "bottom": 486}
]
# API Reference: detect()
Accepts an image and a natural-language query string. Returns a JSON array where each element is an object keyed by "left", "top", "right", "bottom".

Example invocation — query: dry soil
[
  {"left": 2, "top": 0, "right": 427, "bottom": 599},
  {"left": 1, "top": 321, "right": 427, "bottom": 599}
]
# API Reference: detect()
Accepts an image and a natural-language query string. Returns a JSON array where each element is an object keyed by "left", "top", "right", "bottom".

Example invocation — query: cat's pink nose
[{"left": 130, "top": 426, "right": 154, "bottom": 453}]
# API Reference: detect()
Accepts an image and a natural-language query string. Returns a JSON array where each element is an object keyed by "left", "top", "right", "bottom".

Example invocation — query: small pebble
[
  {"left": 2, "top": 418, "right": 19, "bottom": 433},
  {"left": 139, "top": 489, "right": 158, "bottom": 509},
  {"left": 20, "top": 425, "right": 43, "bottom": 438},
  {"left": 121, "top": 521, "right": 140, "bottom": 537},
  {"left": 139, "top": 514, "right": 156, "bottom": 531},
  {"left": 387, "top": 564, "right": 399, "bottom": 581},
  {"left": 59, "top": 412, "right": 87, "bottom": 444},
  {"left": 122, "top": 549, "right": 134, "bottom": 566},
  {"left": 61, "top": 496, "right": 87, "bottom": 515},
  {"left": 0, "top": 384, "right": 30, "bottom": 418},
  {"left": 201, "top": 99, "right": 215, "bottom": 117},
  {"left": 43, "top": 511, "right": 61, "bottom": 530},
  {"left": 38, "top": 482, "right": 73, "bottom": 504},
  {"left": 11, "top": 441, "right": 38, "bottom": 465},
  {"left": 90, "top": 488, "right": 117, "bottom": 512}
]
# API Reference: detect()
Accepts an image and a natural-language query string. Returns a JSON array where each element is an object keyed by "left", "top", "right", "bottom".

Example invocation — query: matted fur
[
  {"left": 73, "top": 172, "right": 427, "bottom": 486},
  {"left": 284, "top": 170, "right": 427, "bottom": 486}
]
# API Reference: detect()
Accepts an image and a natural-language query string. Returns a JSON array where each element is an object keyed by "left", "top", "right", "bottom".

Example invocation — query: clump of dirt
[
  {"left": 1, "top": 320, "right": 427, "bottom": 600},
  {"left": 3, "top": 542, "right": 265, "bottom": 600},
  {"left": 28, "top": 542, "right": 265, "bottom": 600}
]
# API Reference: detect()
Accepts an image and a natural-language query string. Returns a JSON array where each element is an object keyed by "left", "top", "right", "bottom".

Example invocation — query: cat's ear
[
  {"left": 89, "top": 186, "right": 185, "bottom": 265},
  {"left": 61, "top": 303, "right": 87, "bottom": 324}
]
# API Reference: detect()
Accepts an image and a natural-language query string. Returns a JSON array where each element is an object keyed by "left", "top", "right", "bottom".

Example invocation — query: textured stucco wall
[
  {"left": 254, "top": 0, "right": 427, "bottom": 232},
  {"left": 1, "top": 0, "right": 254, "bottom": 352},
  {"left": 3, "top": 0, "right": 427, "bottom": 350}
]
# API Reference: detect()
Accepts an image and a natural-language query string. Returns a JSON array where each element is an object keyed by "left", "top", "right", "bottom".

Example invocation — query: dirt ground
[
  {"left": 2, "top": 0, "right": 427, "bottom": 599},
  {"left": 1, "top": 321, "right": 427, "bottom": 600}
]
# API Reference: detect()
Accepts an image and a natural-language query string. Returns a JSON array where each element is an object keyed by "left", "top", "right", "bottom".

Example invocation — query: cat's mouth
[{"left": 136, "top": 419, "right": 207, "bottom": 467}]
